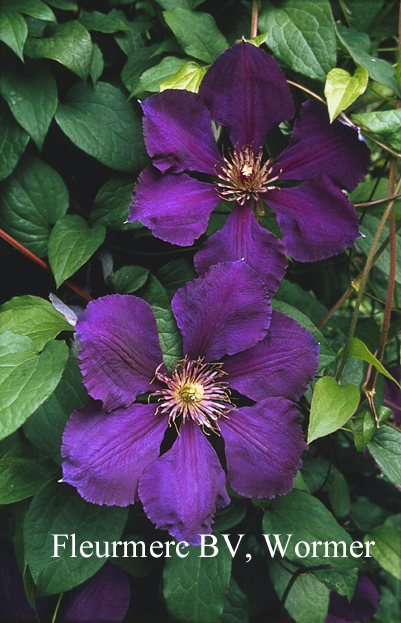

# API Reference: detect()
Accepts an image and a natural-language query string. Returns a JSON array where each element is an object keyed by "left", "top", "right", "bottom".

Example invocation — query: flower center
[
  {"left": 215, "top": 147, "right": 281, "bottom": 205},
  {"left": 153, "top": 357, "right": 234, "bottom": 431}
]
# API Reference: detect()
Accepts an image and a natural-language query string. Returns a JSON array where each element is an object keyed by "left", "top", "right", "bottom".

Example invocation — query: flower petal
[
  {"left": 264, "top": 174, "right": 360, "bottom": 262},
  {"left": 220, "top": 397, "right": 307, "bottom": 498},
  {"left": 76, "top": 295, "right": 163, "bottom": 411},
  {"left": 194, "top": 202, "right": 287, "bottom": 296},
  {"left": 199, "top": 40, "right": 295, "bottom": 150},
  {"left": 62, "top": 401, "right": 167, "bottom": 506},
  {"left": 58, "top": 564, "right": 130, "bottom": 623},
  {"left": 224, "top": 311, "right": 318, "bottom": 402},
  {"left": 172, "top": 261, "right": 271, "bottom": 361},
  {"left": 129, "top": 165, "right": 219, "bottom": 246},
  {"left": 142, "top": 90, "right": 221, "bottom": 175},
  {"left": 275, "top": 101, "right": 370, "bottom": 192},
  {"left": 139, "top": 420, "right": 230, "bottom": 545}
]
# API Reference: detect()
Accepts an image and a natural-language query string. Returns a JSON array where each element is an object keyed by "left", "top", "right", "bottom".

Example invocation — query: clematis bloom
[
  {"left": 62, "top": 262, "right": 318, "bottom": 545},
  {"left": 129, "top": 40, "right": 370, "bottom": 283}
]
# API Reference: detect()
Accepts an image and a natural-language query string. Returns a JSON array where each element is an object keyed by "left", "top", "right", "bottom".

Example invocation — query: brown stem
[
  {"left": 251, "top": 0, "right": 258, "bottom": 39},
  {"left": 0, "top": 228, "right": 94, "bottom": 303}
]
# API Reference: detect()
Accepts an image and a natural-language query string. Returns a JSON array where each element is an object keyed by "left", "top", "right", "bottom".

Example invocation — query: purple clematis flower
[
  {"left": 62, "top": 261, "right": 318, "bottom": 545},
  {"left": 129, "top": 41, "right": 370, "bottom": 282},
  {"left": 0, "top": 537, "right": 130, "bottom": 623}
]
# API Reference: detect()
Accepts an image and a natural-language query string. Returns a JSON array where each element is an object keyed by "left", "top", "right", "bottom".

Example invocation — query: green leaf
[
  {"left": 271, "top": 299, "right": 336, "bottom": 372},
  {"left": 89, "top": 43, "right": 103, "bottom": 86},
  {"left": 132, "top": 56, "right": 187, "bottom": 96},
  {"left": 259, "top": 0, "right": 336, "bottom": 82},
  {"left": 3, "top": 0, "right": 56, "bottom": 22},
  {"left": 23, "top": 356, "right": 88, "bottom": 463},
  {"left": 24, "top": 480, "right": 128, "bottom": 596},
  {"left": 221, "top": 577, "right": 249, "bottom": 623},
  {"left": 269, "top": 560, "right": 329, "bottom": 623},
  {"left": 90, "top": 175, "right": 140, "bottom": 231},
  {"left": 275, "top": 279, "right": 328, "bottom": 327},
  {"left": 344, "top": 338, "right": 399, "bottom": 384},
  {"left": 324, "top": 67, "right": 368, "bottom": 122},
  {"left": 262, "top": 490, "right": 358, "bottom": 597},
  {"left": 24, "top": 21, "right": 93, "bottom": 81},
  {"left": 46, "top": 0, "right": 78, "bottom": 9},
  {"left": 328, "top": 471, "right": 350, "bottom": 519},
  {"left": 163, "top": 8, "right": 228, "bottom": 63},
  {"left": 336, "top": 25, "right": 401, "bottom": 97},
  {"left": 341, "top": 0, "right": 384, "bottom": 32},
  {"left": 0, "top": 57, "right": 57, "bottom": 150},
  {"left": 352, "top": 409, "right": 376, "bottom": 451},
  {"left": 0, "top": 154, "right": 69, "bottom": 258},
  {"left": 352, "top": 109, "right": 401, "bottom": 152},
  {"left": 160, "top": 60, "right": 207, "bottom": 93},
  {"left": 139, "top": 274, "right": 170, "bottom": 309},
  {"left": 358, "top": 214, "right": 401, "bottom": 283},
  {"left": 364, "top": 525, "right": 401, "bottom": 580},
  {"left": 153, "top": 306, "right": 182, "bottom": 371},
  {"left": 0, "top": 295, "right": 72, "bottom": 351},
  {"left": 109, "top": 265, "right": 150, "bottom": 294},
  {"left": 0, "top": 333, "right": 68, "bottom": 440},
  {"left": 0, "top": 98, "right": 29, "bottom": 182},
  {"left": 0, "top": 457, "right": 53, "bottom": 503},
  {"left": 111, "top": 535, "right": 153, "bottom": 578},
  {"left": 308, "top": 376, "right": 360, "bottom": 443},
  {"left": 213, "top": 500, "right": 247, "bottom": 533},
  {"left": 0, "top": 8, "right": 27, "bottom": 60},
  {"left": 55, "top": 82, "right": 148, "bottom": 172},
  {"left": 121, "top": 45, "right": 161, "bottom": 93},
  {"left": 48, "top": 215, "right": 106, "bottom": 288},
  {"left": 244, "top": 32, "right": 269, "bottom": 48},
  {"left": 367, "top": 425, "right": 401, "bottom": 487},
  {"left": 163, "top": 533, "right": 232, "bottom": 623},
  {"left": 157, "top": 259, "right": 196, "bottom": 299},
  {"left": 78, "top": 10, "right": 130, "bottom": 33}
]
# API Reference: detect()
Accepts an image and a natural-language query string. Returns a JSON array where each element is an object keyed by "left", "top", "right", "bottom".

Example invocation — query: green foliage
[
  {"left": 0, "top": 295, "right": 72, "bottom": 350},
  {"left": 308, "top": 376, "right": 360, "bottom": 442},
  {"left": 48, "top": 215, "right": 106, "bottom": 287},
  {"left": 259, "top": 0, "right": 336, "bottom": 82},
  {"left": 163, "top": 8, "right": 228, "bottom": 63},
  {"left": 0, "top": 333, "right": 68, "bottom": 440},
  {"left": 324, "top": 67, "right": 368, "bottom": 122},
  {"left": 367, "top": 425, "right": 401, "bottom": 488},
  {"left": 0, "top": 57, "right": 57, "bottom": 150},
  {"left": 153, "top": 305, "right": 183, "bottom": 371},
  {"left": 161, "top": 60, "right": 208, "bottom": 92},
  {"left": 24, "top": 480, "right": 128, "bottom": 596},
  {"left": 364, "top": 525, "right": 401, "bottom": 580},
  {"left": 163, "top": 533, "right": 232, "bottom": 623},
  {"left": 0, "top": 155, "right": 69, "bottom": 257},
  {"left": 0, "top": 99, "right": 30, "bottom": 182},
  {"left": 55, "top": 82, "right": 148, "bottom": 172}
]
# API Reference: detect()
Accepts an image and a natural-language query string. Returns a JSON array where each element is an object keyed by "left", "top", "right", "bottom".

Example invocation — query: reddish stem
[{"left": 0, "top": 228, "right": 94, "bottom": 303}]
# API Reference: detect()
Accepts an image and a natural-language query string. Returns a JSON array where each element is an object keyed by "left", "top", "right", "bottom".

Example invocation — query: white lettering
[
  {"left": 295, "top": 541, "right": 310, "bottom": 558},
  {"left": 176, "top": 541, "right": 189, "bottom": 558},
  {"left": 200, "top": 534, "right": 219, "bottom": 557},
  {"left": 80, "top": 541, "right": 93, "bottom": 558},
  {"left": 263, "top": 534, "right": 293, "bottom": 557},
  {"left": 52, "top": 534, "right": 69, "bottom": 558},
  {"left": 222, "top": 534, "right": 244, "bottom": 558}
]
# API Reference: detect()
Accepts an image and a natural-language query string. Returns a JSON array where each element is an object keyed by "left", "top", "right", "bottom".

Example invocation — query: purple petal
[
  {"left": 0, "top": 537, "right": 36, "bottom": 622},
  {"left": 76, "top": 295, "right": 163, "bottom": 411},
  {"left": 194, "top": 202, "right": 287, "bottom": 296},
  {"left": 275, "top": 101, "right": 370, "bottom": 192},
  {"left": 220, "top": 397, "right": 307, "bottom": 498},
  {"left": 172, "top": 261, "right": 271, "bottom": 362},
  {"left": 200, "top": 41, "right": 295, "bottom": 149},
  {"left": 62, "top": 401, "right": 167, "bottom": 506},
  {"left": 142, "top": 90, "right": 221, "bottom": 175},
  {"left": 264, "top": 174, "right": 360, "bottom": 262},
  {"left": 327, "top": 573, "right": 380, "bottom": 623},
  {"left": 384, "top": 367, "right": 401, "bottom": 428},
  {"left": 58, "top": 564, "right": 130, "bottom": 623},
  {"left": 223, "top": 311, "right": 318, "bottom": 402},
  {"left": 129, "top": 165, "right": 219, "bottom": 246},
  {"left": 139, "top": 420, "right": 230, "bottom": 545}
]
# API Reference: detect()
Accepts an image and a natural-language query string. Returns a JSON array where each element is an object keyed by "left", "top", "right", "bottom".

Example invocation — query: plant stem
[
  {"left": 251, "top": 0, "right": 258, "bottom": 38},
  {"left": 0, "top": 228, "right": 94, "bottom": 302}
]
